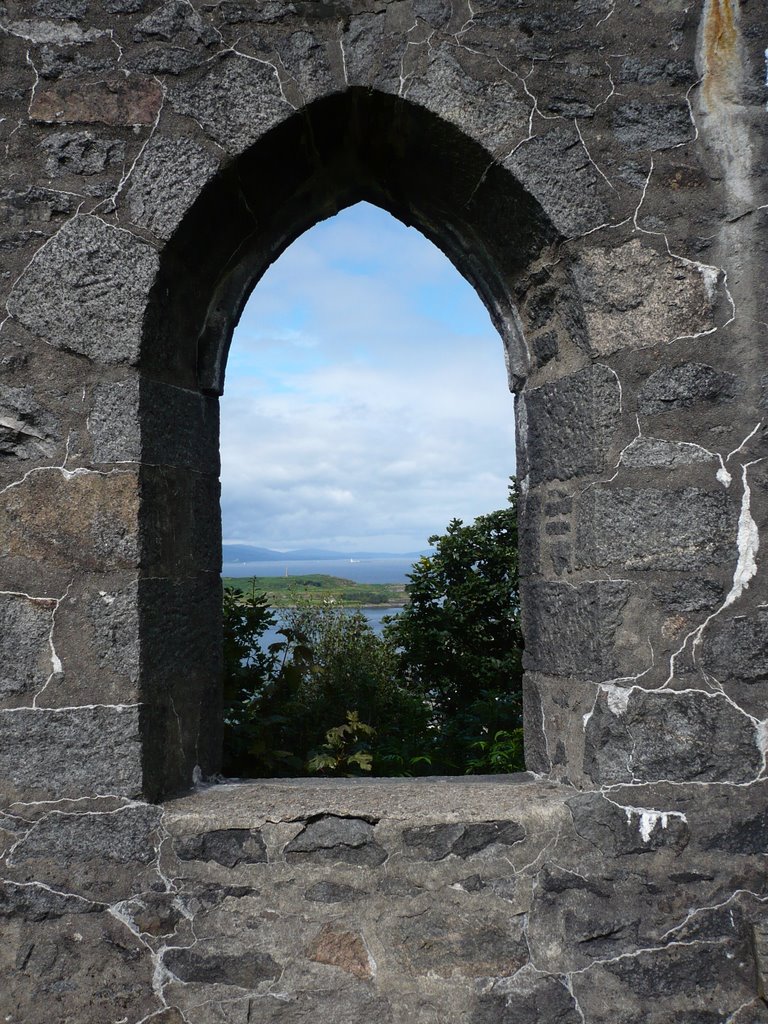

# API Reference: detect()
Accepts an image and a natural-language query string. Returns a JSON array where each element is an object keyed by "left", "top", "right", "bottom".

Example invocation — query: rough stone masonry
[{"left": 0, "top": 0, "right": 766, "bottom": 1020}]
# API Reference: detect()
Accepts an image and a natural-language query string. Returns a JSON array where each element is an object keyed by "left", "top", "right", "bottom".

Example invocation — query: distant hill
[{"left": 222, "top": 543, "right": 429, "bottom": 563}]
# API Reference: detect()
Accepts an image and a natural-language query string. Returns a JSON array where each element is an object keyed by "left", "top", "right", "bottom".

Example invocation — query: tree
[{"left": 384, "top": 480, "right": 524, "bottom": 771}]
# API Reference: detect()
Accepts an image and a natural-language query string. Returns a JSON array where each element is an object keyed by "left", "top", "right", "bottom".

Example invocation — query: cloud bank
[{"left": 220, "top": 202, "right": 516, "bottom": 553}]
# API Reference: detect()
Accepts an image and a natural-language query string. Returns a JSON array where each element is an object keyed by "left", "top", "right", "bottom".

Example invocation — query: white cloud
[{"left": 220, "top": 202, "right": 516, "bottom": 552}]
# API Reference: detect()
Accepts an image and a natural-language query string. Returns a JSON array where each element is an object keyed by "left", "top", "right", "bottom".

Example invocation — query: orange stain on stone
[{"left": 702, "top": 0, "right": 739, "bottom": 106}]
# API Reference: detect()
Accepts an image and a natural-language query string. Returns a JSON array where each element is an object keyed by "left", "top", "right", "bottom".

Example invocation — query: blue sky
[{"left": 220, "top": 202, "right": 516, "bottom": 553}]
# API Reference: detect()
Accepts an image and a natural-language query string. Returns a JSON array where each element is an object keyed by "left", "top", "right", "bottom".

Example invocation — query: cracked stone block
[
  {"left": 169, "top": 54, "right": 292, "bottom": 153},
  {"left": 612, "top": 100, "right": 694, "bottom": 150},
  {"left": 0, "top": 880, "right": 98, "bottom": 921},
  {"left": 8, "top": 215, "right": 159, "bottom": 364},
  {"left": 30, "top": 75, "right": 163, "bottom": 125},
  {"left": 699, "top": 611, "right": 768, "bottom": 684},
  {"left": 285, "top": 815, "right": 387, "bottom": 866},
  {"left": 0, "top": 705, "right": 143, "bottom": 801},
  {"left": 519, "top": 364, "right": 621, "bottom": 486},
  {"left": 567, "top": 793, "right": 690, "bottom": 856},
  {"left": 133, "top": 0, "right": 219, "bottom": 45},
  {"left": 164, "top": 947, "right": 282, "bottom": 988},
  {"left": 407, "top": 44, "right": 530, "bottom": 156},
  {"left": 10, "top": 804, "right": 163, "bottom": 904},
  {"left": 174, "top": 828, "right": 267, "bottom": 868},
  {"left": 118, "top": 892, "right": 183, "bottom": 937},
  {"left": 571, "top": 240, "right": 716, "bottom": 355},
  {"left": 638, "top": 361, "right": 741, "bottom": 414},
  {"left": 0, "top": 467, "right": 139, "bottom": 572},
  {"left": 42, "top": 131, "right": 125, "bottom": 176},
  {"left": 505, "top": 124, "right": 610, "bottom": 236},
  {"left": 0, "top": 383, "right": 57, "bottom": 460},
  {"left": 3, "top": 913, "right": 158, "bottom": 1023},
  {"left": 90, "top": 377, "right": 219, "bottom": 469},
  {"left": 33, "top": 0, "right": 89, "bottom": 17},
  {"left": 583, "top": 688, "right": 763, "bottom": 785},
  {"left": 527, "top": 865, "right": 642, "bottom": 968},
  {"left": 652, "top": 576, "right": 723, "bottom": 614},
  {"left": 0, "top": 593, "right": 54, "bottom": 701},
  {"left": 595, "top": 941, "right": 752, "bottom": 1016},
  {"left": 576, "top": 486, "right": 736, "bottom": 571},
  {"left": 125, "top": 134, "right": 220, "bottom": 240},
  {"left": 472, "top": 974, "right": 583, "bottom": 1024},
  {"left": 619, "top": 436, "right": 716, "bottom": 469},
  {"left": 390, "top": 904, "right": 529, "bottom": 978},
  {"left": 521, "top": 580, "right": 630, "bottom": 678},
  {"left": 402, "top": 820, "right": 525, "bottom": 860}
]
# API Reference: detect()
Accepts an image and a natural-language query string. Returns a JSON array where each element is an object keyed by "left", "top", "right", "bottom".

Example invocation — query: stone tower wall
[{"left": 0, "top": 1, "right": 766, "bottom": 1020}]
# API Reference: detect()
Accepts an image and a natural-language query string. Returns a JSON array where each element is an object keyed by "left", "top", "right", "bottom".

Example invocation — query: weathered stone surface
[
  {"left": 0, "top": 705, "right": 143, "bottom": 801},
  {"left": 8, "top": 803, "right": 162, "bottom": 902},
  {"left": 567, "top": 792, "right": 690, "bottom": 855},
  {"left": 1, "top": 3, "right": 766, "bottom": 1020},
  {"left": 638, "top": 362, "right": 741, "bottom": 414},
  {"left": 42, "top": 131, "right": 125, "bottom": 176},
  {"left": 391, "top": 904, "right": 528, "bottom": 978},
  {"left": 134, "top": 0, "right": 219, "bottom": 46},
  {"left": 576, "top": 486, "right": 735, "bottom": 571},
  {"left": 0, "top": 880, "right": 98, "bottom": 921},
  {"left": 304, "top": 880, "right": 366, "bottom": 903},
  {"left": 90, "top": 377, "right": 219, "bottom": 469},
  {"left": 0, "top": 384, "right": 57, "bottom": 462},
  {"left": 174, "top": 828, "right": 267, "bottom": 867},
  {"left": 704, "top": 807, "right": 768, "bottom": 854},
  {"left": 30, "top": 75, "right": 163, "bottom": 125},
  {"left": 652, "top": 576, "right": 723, "bottom": 614},
  {"left": 402, "top": 820, "right": 525, "bottom": 860},
  {"left": 307, "top": 924, "right": 373, "bottom": 979},
  {"left": 407, "top": 44, "right": 530, "bottom": 156},
  {"left": 519, "top": 365, "right": 621, "bottom": 485},
  {"left": 125, "top": 134, "right": 219, "bottom": 240},
  {"left": 584, "top": 688, "right": 762, "bottom": 785},
  {"left": 0, "top": 593, "right": 54, "bottom": 701},
  {"left": 8, "top": 215, "right": 159, "bottom": 364},
  {"left": 620, "top": 436, "right": 716, "bottom": 469},
  {"left": 612, "top": 101, "right": 694, "bottom": 150},
  {"left": 169, "top": 54, "right": 291, "bottom": 152},
  {"left": 505, "top": 125, "right": 610, "bottom": 236},
  {"left": 164, "top": 946, "right": 281, "bottom": 988},
  {"left": 472, "top": 974, "right": 583, "bottom": 1024},
  {"left": 0, "top": 468, "right": 139, "bottom": 571},
  {"left": 522, "top": 581, "right": 630, "bottom": 678},
  {"left": 285, "top": 815, "right": 387, "bottom": 866},
  {"left": 699, "top": 611, "right": 768, "bottom": 684},
  {"left": 571, "top": 240, "right": 716, "bottom": 355}
]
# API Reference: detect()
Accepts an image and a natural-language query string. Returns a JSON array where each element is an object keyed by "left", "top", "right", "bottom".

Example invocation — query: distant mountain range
[{"left": 222, "top": 543, "right": 428, "bottom": 562}]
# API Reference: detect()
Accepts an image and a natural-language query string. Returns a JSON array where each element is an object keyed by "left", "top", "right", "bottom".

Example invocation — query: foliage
[
  {"left": 383, "top": 482, "right": 523, "bottom": 716},
  {"left": 306, "top": 711, "right": 375, "bottom": 776},
  {"left": 221, "top": 483, "right": 525, "bottom": 777}
]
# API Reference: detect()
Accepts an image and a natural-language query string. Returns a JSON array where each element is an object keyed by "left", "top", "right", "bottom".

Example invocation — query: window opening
[{"left": 220, "top": 202, "right": 523, "bottom": 779}]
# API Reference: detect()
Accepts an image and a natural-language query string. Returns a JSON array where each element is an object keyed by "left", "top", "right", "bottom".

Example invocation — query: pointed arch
[{"left": 143, "top": 87, "right": 557, "bottom": 397}]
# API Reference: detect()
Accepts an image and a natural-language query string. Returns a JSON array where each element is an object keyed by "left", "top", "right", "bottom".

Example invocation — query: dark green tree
[{"left": 384, "top": 480, "right": 524, "bottom": 771}]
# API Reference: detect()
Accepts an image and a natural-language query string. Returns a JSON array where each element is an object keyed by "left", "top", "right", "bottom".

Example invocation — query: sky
[{"left": 220, "top": 201, "right": 517, "bottom": 554}]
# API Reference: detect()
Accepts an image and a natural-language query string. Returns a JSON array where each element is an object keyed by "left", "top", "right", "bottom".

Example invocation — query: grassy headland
[{"left": 222, "top": 574, "right": 408, "bottom": 609}]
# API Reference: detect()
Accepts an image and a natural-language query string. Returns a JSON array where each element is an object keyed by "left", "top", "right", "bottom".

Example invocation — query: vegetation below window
[{"left": 222, "top": 484, "right": 524, "bottom": 777}]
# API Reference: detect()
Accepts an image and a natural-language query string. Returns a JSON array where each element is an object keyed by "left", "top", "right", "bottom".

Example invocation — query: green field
[{"left": 222, "top": 574, "right": 408, "bottom": 609}]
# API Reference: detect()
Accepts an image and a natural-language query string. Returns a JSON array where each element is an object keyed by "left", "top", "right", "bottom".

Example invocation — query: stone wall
[{"left": 0, "top": 0, "right": 766, "bottom": 1020}]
